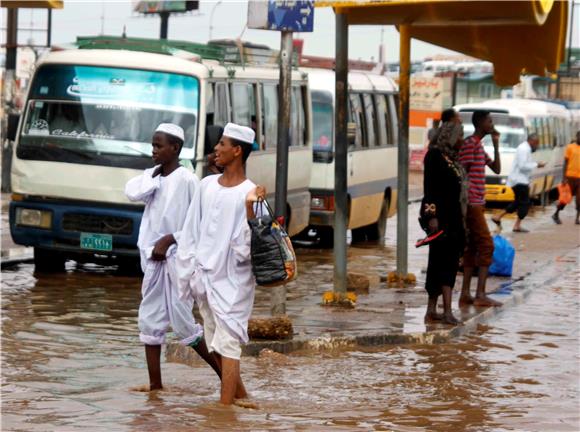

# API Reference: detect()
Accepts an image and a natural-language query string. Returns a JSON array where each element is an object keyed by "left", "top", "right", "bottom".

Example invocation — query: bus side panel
[
  {"left": 348, "top": 147, "right": 397, "bottom": 229},
  {"left": 245, "top": 147, "right": 311, "bottom": 237}
]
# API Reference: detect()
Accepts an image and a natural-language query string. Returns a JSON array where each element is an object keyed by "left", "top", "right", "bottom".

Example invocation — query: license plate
[{"left": 80, "top": 233, "right": 113, "bottom": 252}]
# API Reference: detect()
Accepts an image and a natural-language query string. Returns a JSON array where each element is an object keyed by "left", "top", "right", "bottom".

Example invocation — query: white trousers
[
  {"left": 138, "top": 257, "right": 203, "bottom": 346},
  {"left": 198, "top": 297, "right": 241, "bottom": 360}
]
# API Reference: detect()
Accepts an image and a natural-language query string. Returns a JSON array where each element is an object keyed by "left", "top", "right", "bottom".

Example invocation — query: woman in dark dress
[{"left": 421, "top": 120, "right": 467, "bottom": 325}]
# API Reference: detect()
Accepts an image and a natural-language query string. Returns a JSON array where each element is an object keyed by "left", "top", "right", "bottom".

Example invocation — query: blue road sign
[{"left": 267, "top": 0, "right": 314, "bottom": 32}]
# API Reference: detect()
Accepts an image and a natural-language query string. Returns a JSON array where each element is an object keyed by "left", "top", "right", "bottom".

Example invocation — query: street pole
[
  {"left": 396, "top": 24, "right": 411, "bottom": 276},
  {"left": 159, "top": 11, "right": 169, "bottom": 39},
  {"left": 567, "top": 0, "right": 575, "bottom": 76},
  {"left": 334, "top": 13, "right": 348, "bottom": 293},
  {"left": 209, "top": 0, "right": 223, "bottom": 41},
  {"left": 271, "top": 30, "right": 293, "bottom": 315},
  {"left": 2, "top": 7, "right": 18, "bottom": 193}
]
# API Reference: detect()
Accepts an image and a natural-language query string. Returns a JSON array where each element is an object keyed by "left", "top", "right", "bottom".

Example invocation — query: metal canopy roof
[{"left": 316, "top": 0, "right": 568, "bottom": 86}]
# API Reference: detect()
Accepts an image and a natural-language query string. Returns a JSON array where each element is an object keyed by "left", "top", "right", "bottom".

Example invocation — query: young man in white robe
[
  {"left": 177, "top": 123, "right": 265, "bottom": 405},
  {"left": 125, "top": 123, "right": 221, "bottom": 391}
]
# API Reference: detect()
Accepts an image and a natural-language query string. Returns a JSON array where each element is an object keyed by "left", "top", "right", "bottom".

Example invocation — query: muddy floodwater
[{"left": 2, "top": 252, "right": 579, "bottom": 432}]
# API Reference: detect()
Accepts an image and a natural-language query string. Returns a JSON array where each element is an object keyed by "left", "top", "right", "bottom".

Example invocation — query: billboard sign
[
  {"left": 133, "top": 1, "right": 197, "bottom": 14},
  {"left": 248, "top": 0, "right": 314, "bottom": 32}
]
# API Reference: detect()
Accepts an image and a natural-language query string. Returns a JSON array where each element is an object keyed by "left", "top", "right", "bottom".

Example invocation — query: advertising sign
[
  {"left": 410, "top": 76, "right": 452, "bottom": 111},
  {"left": 133, "top": 1, "right": 198, "bottom": 14}
]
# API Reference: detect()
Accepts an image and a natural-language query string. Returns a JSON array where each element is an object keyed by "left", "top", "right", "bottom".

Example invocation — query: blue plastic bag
[{"left": 489, "top": 235, "right": 515, "bottom": 277}]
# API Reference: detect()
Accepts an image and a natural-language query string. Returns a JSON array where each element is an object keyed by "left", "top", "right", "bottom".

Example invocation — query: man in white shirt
[{"left": 492, "top": 133, "right": 545, "bottom": 233}]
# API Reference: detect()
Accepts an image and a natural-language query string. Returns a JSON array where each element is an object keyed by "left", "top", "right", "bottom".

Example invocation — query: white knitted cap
[
  {"left": 223, "top": 122, "right": 255, "bottom": 145},
  {"left": 155, "top": 123, "right": 185, "bottom": 142}
]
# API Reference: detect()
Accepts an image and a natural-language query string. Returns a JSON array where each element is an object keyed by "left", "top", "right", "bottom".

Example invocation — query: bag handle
[{"left": 257, "top": 196, "right": 275, "bottom": 218}]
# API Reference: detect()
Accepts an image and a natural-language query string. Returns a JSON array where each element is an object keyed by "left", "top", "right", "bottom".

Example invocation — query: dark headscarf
[{"left": 430, "top": 121, "right": 468, "bottom": 220}]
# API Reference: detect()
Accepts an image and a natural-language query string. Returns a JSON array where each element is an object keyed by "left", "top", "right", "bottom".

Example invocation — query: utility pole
[
  {"left": 333, "top": 13, "right": 348, "bottom": 293},
  {"left": 2, "top": 7, "right": 18, "bottom": 193},
  {"left": 396, "top": 25, "right": 411, "bottom": 276},
  {"left": 271, "top": 30, "right": 293, "bottom": 315}
]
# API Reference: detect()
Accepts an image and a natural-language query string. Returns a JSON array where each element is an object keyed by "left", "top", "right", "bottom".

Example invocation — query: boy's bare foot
[
  {"left": 458, "top": 295, "right": 474, "bottom": 306},
  {"left": 424, "top": 312, "right": 444, "bottom": 323},
  {"left": 473, "top": 296, "right": 502, "bottom": 307},
  {"left": 442, "top": 313, "right": 460, "bottom": 325},
  {"left": 234, "top": 399, "right": 259, "bottom": 409}
]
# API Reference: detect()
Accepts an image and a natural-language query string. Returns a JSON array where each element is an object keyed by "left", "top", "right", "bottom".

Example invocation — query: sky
[
  {"left": 1, "top": 0, "right": 460, "bottom": 62},
  {"left": 1, "top": 1, "right": 579, "bottom": 63}
]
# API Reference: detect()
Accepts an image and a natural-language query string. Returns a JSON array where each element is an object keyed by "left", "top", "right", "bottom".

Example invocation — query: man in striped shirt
[{"left": 458, "top": 110, "right": 502, "bottom": 307}]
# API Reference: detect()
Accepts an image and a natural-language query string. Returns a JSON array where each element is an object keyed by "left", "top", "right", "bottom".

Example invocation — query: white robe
[
  {"left": 125, "top": 166, "right": 203, "bottom": 345},
  {"left": 177, "top": 174, "right": 257, "bottom": 344}
]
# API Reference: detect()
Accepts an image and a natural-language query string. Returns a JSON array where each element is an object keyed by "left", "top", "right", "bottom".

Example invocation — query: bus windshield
[
  {"left": 312, "top": 90, "right": 333, "bottom": 154},
  {"left": 459, "top": 112, "right": 526, "bottom": 149},
  {"left": 18, "top": 64, "right": 199, "bottom": 169}
]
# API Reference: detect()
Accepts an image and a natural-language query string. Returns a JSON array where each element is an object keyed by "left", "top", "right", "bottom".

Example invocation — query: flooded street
[{"left": 2, "top": 247, "right": 579, "bottom": 431}]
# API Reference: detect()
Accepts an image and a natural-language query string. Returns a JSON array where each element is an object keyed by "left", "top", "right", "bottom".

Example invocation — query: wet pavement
[
  {"left": 2, "top": 247, "right": 578, "bottom": 430},
  {"left": 2, "top": 183, "right": 580, "bottom": 430}
]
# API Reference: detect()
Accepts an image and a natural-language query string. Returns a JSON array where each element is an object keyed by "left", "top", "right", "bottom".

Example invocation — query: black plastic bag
[{"left": 248, "top": 199, "right": 297, "bottom": 287}]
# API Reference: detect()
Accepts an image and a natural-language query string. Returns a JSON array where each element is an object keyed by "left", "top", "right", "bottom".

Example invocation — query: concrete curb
[{"left": 165, "top": 253, "right": 572, "bottom": 364}]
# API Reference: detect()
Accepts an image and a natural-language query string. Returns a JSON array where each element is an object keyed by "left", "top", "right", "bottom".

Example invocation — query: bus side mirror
[
  {"left": 7, "top": 113, "right": 20, "bottom": 141},
  {"left": 347, "top": 122, "right": 356, "bottom": 147}
]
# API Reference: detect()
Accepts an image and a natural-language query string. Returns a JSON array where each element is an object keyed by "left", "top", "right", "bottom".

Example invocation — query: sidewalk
[{"left": 167, "top": 201, "right": 580, "bottom": 362}]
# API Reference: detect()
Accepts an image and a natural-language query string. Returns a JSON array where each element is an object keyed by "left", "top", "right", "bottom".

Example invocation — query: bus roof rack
[{"left": 75, "top": 35, "right": 298, "bottom": 67}]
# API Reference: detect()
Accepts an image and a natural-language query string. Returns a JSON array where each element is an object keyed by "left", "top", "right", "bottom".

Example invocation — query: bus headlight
[
  {"left": 500, "top": 178, "right": 507, "bottom": 185},
  {"left": 15, "top": 208, "right": 52, "bottom": 229}
]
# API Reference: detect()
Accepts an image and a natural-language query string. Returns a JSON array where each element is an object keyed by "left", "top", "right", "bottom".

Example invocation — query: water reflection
[{"left": 2, "top": 260, "right": 578, "bottom": 431}]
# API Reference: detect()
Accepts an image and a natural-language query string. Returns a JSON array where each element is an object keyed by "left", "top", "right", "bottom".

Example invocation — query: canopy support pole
[
  {"left": 396, "top": 24, "right": 411, "bottom": 276},
  {"left": 333, "top": 13, "right": 348, "bottom": 294}
]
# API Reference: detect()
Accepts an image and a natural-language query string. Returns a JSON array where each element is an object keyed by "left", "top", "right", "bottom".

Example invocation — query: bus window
[
  {"left": 362, "top": 93, "right": 377, "bottom": 147},
  {"left": 262, "top": 83, "right": 278, "bottom": 150},
  {"left": 231, "top": 83, "right": 252, "bottom": 127},
  {"left": 214, "top": 82, "right": 229, "bottom": 126},
  {"left": 540, "top": 117, "right": 548, "bottom": 148},
  {"left": 312, "top": 90, "right": 333, "bottom": 153},
  {"left": 387, "top": 94, "right": 399, "bottom": 146},
  {"left": 349, "top": 93, "right": 366, "bottom": 148},
  {"left": 300, "top": 85, "right": 309, "bottom": 147},
  {"left": 206, "top": 83, "right": 215, "bottom": 125},
  {"left": 374, "top": 93, "right": 389, "bottom": 147},
  {"left": 290, "top": 86, "right": 305, "bottom": 147}
]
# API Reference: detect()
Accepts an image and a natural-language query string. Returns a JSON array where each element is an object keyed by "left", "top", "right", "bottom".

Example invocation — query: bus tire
[
  {"left": 117, "top": 257, "right": 142, "bottom": 276},
  {"left": 352, "top": 197, "right": 389, "bottom": 244},
  {"left": 33, "top": 247, "right": 66, "bottom": 273},
  {"left": 318, "top": 227, "right": 334, "bottom": 248}
]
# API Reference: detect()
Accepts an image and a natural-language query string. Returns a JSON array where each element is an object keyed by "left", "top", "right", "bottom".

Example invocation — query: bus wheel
[
  {"left": 34, "top": 247, "right": 66, "bottom": 273},
  {"left": 317, "top": 227, "right": 334, "bottom": 248},
  {"left": 353, "top": 198, "right": 389, "bottom": 244},
  {"left": 117, "top": 257, "right": 142, "bottom": 276}
]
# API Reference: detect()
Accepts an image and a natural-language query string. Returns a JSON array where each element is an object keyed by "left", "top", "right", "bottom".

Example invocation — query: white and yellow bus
[
  {"left": 455, "top": 99, "right": 573, "bottom": 203},
  {"left": 8, "top": 39, "right": 312, "bottom": 270},
  {"left": 304, "top": 68, "right": 398, "bottom": 245}
]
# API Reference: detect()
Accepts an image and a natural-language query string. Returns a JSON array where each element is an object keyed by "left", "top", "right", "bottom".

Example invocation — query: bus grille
[{"left": 62, "top": 213, "right": 133, "bottom": 235}]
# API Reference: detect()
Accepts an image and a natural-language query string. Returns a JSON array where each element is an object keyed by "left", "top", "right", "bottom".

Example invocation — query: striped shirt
[{"left": 459, "top": 135, "right": 492, "bottom": 205}]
